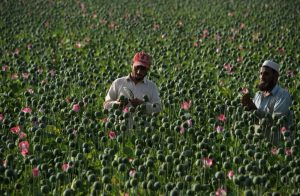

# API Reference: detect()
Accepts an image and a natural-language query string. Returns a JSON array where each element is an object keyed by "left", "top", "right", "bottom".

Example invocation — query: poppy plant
[{"left": 0, "top": 113, "right": 4, "bottom": 121}]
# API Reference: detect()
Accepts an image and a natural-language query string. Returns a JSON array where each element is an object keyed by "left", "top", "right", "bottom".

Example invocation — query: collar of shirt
[
  {"left": 261, "top": 84, "right": 279, "bottom": 97},
  {"left": 125, "top": 75, "right": 147, "bottom": 84}
]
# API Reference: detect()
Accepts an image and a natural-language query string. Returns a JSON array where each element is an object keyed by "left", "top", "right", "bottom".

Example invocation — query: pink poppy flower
[
  {"left": 2, "top": 65, "right": 9, "bottom": 71},
  {"left": 21, "top": 107, "right": 32, "bottom": 113},
  {"left": 19, "top": 140, "right": 29, "bottom": 150},
  {"left": 32, "top": 167, "right": 39, "bottom": 177},
  {"left": 11, "top": 73, "right": 19, "bottom": 79},
  {"left": 202, "top": 157, "right": 213, "bottom": 168},
  {"left": 240, "top": 87, "right": 249, "bottom": 94},
  {"left": 19, "top": 132, "right": 27, "bottom": 139},
  {"left": 19, "top": 140, "right": 29, "bottom": 157},
  {"left": 180, "top": 126, "right": 185, "bottom": 134},
  {"left": 27, "top": 88, "right": 34, "bottom": 94},
  {"left": 128, "top": 158, "right": 133, "bottom": 163},
  {"left": 216, "top": 47, "right": 221, "bottom": 53},
  {"left": 21, "top": 148, "right": 29, "bottom": 157},
  {"left": 3, "top": 160, "right": 7, "bottom": 168},
  {"left": 124, "top": 193, "right": 129, "bottom": 196},
  {"left": 193, "top": 42, "right": 199, "bottom": 47},
  {"left": 216, "top": 125, "right": 224, "bottom": 133},
  {"left": 271, "top": 147, "right": 278, "bottom": 155},
  {"left": 72, "top": 104, "right": 80, "bottom": 112},
  {"left": 27, "top": 44, "right": 33, "bottom": 49},
  {"left": 108, "top": 131, "right": 116, "bottom": 139},
  {"left": 62, "top": 163, "right": 70, "bottom": 171},
  {"left": 285, "top": 148, "right": 293, "bottom": 156},
  {"left": 180, "top": 100, "right": 192, "bottom": 110},
  {"left": 75, "top": 42, "right": 82, "bottom": 48},
  {"left": 129, "top": 169, "right": 136, "bottom": 177},
  {"left": 217, "top": 114, "right": 226, "bottom": 122},
  {"left": 0, "top": 113, "right": 4, "bottom": 121},
  {"left": 239, "top": 23, "right": 245, "bottom": 29},
  {"left": 280, "top": 127, "right": 287, "bottom": 134},
  {"left": 223, "top": 64, "right": 234, "bottom": 74},
  {"left": 14, "top": 48, "right": 20, "bottom": 55},
  {"left": 10, "top": 125, "right": 21, "bottom": 134},
  {"left": 227, "top": 170, "right": 234, "bottom": 180},
  {"left": 123, "top": 106, "right": 129, "bottom": 113},
  {"left": 216, "top": 188, "right": 227, "bottom": 196},
  {"left": 22, "top": 72, "right": 30, "bottom": 79},
  {"left": 187, "top": 119, "right": 193, "bottom": 127}
]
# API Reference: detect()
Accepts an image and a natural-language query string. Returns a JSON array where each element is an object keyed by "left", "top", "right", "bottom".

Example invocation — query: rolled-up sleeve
[
  {"left": 103, "top": 80, "right": 119, "bottom": 109},
  {"left": 145, "top": 83, "right": 161, "bottom": 114}
]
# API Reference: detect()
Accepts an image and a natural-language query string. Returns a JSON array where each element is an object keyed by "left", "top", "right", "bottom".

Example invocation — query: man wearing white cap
[{"left": 242, "top": 60, "right": 292, "bottom": 144}]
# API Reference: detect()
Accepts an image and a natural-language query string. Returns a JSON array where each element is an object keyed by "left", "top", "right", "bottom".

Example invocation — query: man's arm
[{"left": 103, "top": 81, "right": 121, "bottom": 109}]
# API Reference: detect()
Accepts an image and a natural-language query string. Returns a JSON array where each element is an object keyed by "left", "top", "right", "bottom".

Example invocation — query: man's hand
[
  {"left": 129, "top": 98, "right": 144, "bottom": 107},
  {"left": 241, "top": 93, "right": 257, "bottom": 111}
]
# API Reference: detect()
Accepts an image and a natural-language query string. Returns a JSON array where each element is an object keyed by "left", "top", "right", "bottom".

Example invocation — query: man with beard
[
  {"left": 242, "top": 60, "right": 292, "bottom": 144},
  {"left": 104, "top": 51, "right": 161, "bottom": 114}
]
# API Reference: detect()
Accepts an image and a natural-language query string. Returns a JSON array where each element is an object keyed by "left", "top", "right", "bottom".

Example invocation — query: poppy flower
[
  {"left": 271, "top": 147, "right": 278, "bottom": 155},
  {"left": 123, "top": 106, "right": 129, "bottom": 113},
  {"left": 181, "top": 100, "right": 192, "bottom": 110},
  {"left": 217, "top": 114, "right": 226, "bottom": 122},
  {"left": 129, "top": 169, "right": 136, "bottom": 177},
  {"left": 10, "top": 125, "right": 21, "bottom": 134},
  {"left": 32, "top": 167, "right": 39, "bottom": 177},
  {"left": 62, "top": 163, "right": 70, "bottom": 172},
  {"left": 21, "top": 107, "right": 32, "bottom": 113},
  {"left": 216, "top": 188, "right": 227, "bottom": 196},
  {"left": 285, "top": 148, "right": 293, "bottom": 156},
  {"left": 280, "top": 127, "right": 287, "bottom": 135},
  {"left": 108, "top": 131, "right": 116, "bottom": 139},
  {"left": 2, "top": 65, "right": 9, "bottom": 71},
  {"left": 0, "top": 113, "right": 4, "bottom": 121},
  {"left": 22, "top": 73, "right": 30, "bottom": 79},
  {"left": 202, "top": 157, "right": 213, "bottom": 168},
  {"left": 227, "top": 170, "right": 234, "bottom": 180},
  {"left": 240, "top": 87, "right": 249, "bottom": 94},
  {"left": 72, "top": 104, "right": 80, "bottom": 112},
  {"left": 19, "top": 132, "right": 27, "bottom": 139},
  {"left": 216, "top": 125, "right": 224, "bottom": 133}
]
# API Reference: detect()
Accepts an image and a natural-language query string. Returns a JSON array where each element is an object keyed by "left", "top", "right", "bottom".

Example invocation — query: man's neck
[{"left": 129, "top": 74, "right": 143, "bottom": 84}]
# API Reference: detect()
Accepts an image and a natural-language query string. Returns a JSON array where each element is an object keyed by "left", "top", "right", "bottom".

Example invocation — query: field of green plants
[{"left": 1, "top": 0, "right": 300, "bottom": 195}]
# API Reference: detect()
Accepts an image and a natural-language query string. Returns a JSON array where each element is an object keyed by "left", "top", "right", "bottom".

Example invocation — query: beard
[{"left": 258, "top": 80, "right": 276, "bottom": 92}]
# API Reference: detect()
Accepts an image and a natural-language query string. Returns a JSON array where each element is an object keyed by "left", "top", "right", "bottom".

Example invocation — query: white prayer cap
[{"left": 262, "top": 60, "right": 280, "bottom": 74}]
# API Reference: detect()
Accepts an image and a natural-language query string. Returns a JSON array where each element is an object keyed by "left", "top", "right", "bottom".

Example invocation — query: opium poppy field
[{"left": 1, "top": 0, "right": 300, "bottom": 195}]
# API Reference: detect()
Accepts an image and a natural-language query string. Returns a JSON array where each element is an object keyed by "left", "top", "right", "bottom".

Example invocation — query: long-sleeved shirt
[
  {"left": 253, "top": 84, "right": 292, "bottom": 125},
  {"left": 104, "top": 75, "right": 161, "bottom": 114}
]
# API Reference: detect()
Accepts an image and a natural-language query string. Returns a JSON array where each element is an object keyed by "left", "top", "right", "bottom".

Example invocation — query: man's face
[
  {"left": 258, "top": 66, "right": 278, "bottom": 91},
  {"left": 131, "top": 65, "right": 148, "bottom": 80}
]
